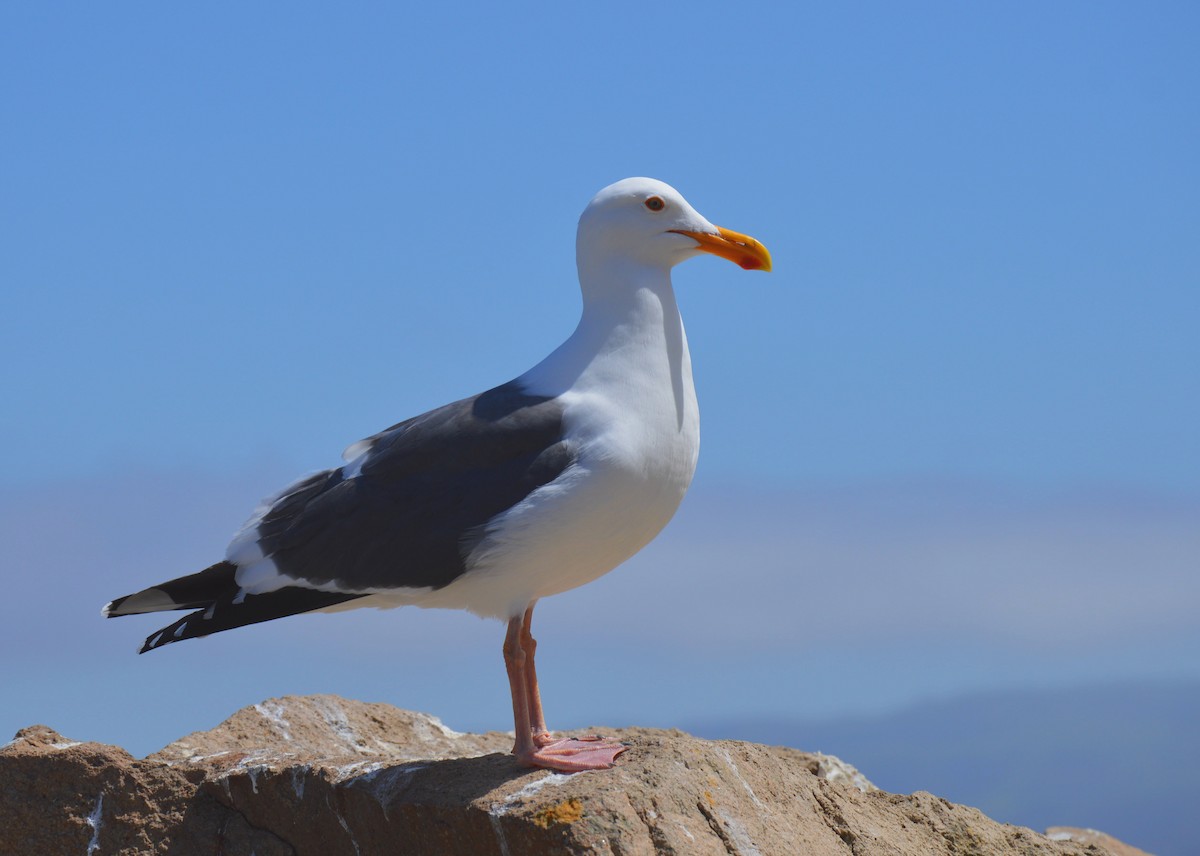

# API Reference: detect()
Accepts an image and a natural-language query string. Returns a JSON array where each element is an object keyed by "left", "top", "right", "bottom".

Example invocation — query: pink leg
[
  {"left": 503, "top": 608, "right": 626, "bottom": 773},
  {"left": 503, "top": 615, "right": 538, "bottom": 761},
  {"left": 519, "top": 604, "right": 551, "bottom": 744}
]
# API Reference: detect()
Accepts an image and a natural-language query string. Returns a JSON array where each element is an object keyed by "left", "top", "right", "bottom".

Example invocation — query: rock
[
  {"left": 1046, "top": 827, "right": 1154, "bottom": 856},
  {"left": 0, "top": 694, "right": 1149, "bottom": 856},
  {"left": 151, "top": 694, "right": 513, "bottom": 765}
]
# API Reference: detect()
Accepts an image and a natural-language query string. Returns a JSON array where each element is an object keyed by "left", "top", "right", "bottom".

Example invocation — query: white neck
[{"left": 520, "top": 258, "right": 693, "bottom": 426}]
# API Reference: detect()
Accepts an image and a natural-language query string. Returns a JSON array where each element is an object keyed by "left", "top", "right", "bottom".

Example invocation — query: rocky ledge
[{"left": 0, "top": 694, "right": 1148, "bottom": 855}]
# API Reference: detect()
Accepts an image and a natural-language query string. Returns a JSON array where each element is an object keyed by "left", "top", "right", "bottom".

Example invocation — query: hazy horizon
[{"left": 5, "top": 468, "right": 1196, "bottom": 759}]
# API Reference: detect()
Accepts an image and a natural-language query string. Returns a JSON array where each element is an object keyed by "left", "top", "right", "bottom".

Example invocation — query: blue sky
[{"left": 2, "top": 3, "right": 1198, "bottom": 757}]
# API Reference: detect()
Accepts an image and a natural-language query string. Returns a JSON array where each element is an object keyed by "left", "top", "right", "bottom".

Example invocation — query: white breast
[{"left": 425, "top": 274, "right": 700, "bottom": 620}]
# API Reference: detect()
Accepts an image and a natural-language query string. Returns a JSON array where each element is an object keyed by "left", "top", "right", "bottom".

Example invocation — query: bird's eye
[{"left": 644, "top": 196, "right": 666, "bottom": 212}]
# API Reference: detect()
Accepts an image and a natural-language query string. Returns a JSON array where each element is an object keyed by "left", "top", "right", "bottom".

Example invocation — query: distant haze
[
  {"left": 690, "top": 681, "right": 1200, "bottom": 856},
  {"left": 4, "top": 471, "right": 1196, "bottom": 752}
]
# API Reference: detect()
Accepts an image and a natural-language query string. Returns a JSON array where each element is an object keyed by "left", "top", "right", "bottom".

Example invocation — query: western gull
[{"left": 103, "top": 177, "right": 772, "bottom": 772}]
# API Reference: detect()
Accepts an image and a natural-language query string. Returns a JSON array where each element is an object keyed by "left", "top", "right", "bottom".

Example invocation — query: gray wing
[{"left": 252, "top": 380, "right": 574, "bottom": 591}]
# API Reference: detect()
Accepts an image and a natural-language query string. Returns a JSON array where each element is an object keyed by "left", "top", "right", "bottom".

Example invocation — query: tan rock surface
[
  {"left": 0, "top": 694, "right": 1150, "bottom": 856},
  {"left": 1046, "top": 827, "right": 1154, "bottom": 856}
]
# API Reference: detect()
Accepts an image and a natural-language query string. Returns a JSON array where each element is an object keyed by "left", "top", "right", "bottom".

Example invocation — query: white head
[{"left": 576, "top": 177, "right": 772, "bottom": 275}]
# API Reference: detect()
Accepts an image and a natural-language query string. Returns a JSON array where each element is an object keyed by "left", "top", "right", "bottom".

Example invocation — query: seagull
[{"left": 103, "top": 177, "right": 772, "bottom": 772}]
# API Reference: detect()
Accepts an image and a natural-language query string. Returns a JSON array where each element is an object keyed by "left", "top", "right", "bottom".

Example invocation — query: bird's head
[{"left": 577, "top": 177, "right": 772, "bottom": 274}]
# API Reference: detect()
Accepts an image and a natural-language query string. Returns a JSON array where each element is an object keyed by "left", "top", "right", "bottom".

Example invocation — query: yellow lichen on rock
[{"left": 533, "top": 798, "right": 584, "bottom": 828}]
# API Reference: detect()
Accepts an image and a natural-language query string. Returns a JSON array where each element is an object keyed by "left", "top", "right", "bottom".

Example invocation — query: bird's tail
[
  {"left": 103, "top": 561, "right": 364, "bottom": 654},
  {"left": 104, "top": 560, "right": 241, "bottom": 617}
]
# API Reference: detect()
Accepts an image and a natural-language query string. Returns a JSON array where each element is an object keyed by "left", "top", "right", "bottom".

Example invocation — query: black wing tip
[
  {"left": 138, "top": 611, "right": 208, "bottom": 653},
  {"left": 139, "top": 628, "right": 179, "bottom": 654},
  {"left": 135, "top": 587, "right": 367, "bottom": 654},
  {"left": 139, "top": 635, "right": 176, "bottom": 654}
]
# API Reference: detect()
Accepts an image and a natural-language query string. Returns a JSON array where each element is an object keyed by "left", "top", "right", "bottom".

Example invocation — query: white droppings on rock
[
  {"left": 51, "top": 740, "right": 83, "bottom": 750},
  {"left": 311, "top": 697, "right": 368, "bottom": 754},
  {"left": 85, "top": 792, "right": 104, "bottom": 856},
  {"left": 489, "top": 812, "right": 512, "bottom": 856},
  {"left": 718, "top": 747, "right": 765, "bottom": 810},
  {"left": 290, "top": 765, "right": 310, "bottom": 801},
  {"left": 489, "top": 772, "right": 574, "bottom": 820},
  {"left": 424, "top": 713, "right": 464, "bottom": 739},
  {"left": 369, "top": 736, "right": 402, "bottom": 754},
  {"left": 814, "top": 752, "right": 876, "bottom": 793},
  {"left": 254, "top": 700, "right": 293, "bottom": 742},
  {"left": 347, "top": 763, "right": 429, "bottom": 819},
  {"left": 245, "top": 764, "right": 269, "bottom": 794},
  {"left": 718, "top": 809, "right": 762, "bottom": 856},
  {"left": 334, "top": 760, "right": 385, "bottom": 780},
  {"left": 221, "top": 753, "right": 277, "bottom": 796},
  {"left": 192, "top": 750, "right": 233, "bottom": 763},
  {"left": 335, "top": 808, "right": 363, "bottom": 856}
]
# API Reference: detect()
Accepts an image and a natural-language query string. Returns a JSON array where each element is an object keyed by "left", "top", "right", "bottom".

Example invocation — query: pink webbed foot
[{"left": 518, "top": 736, "right": 627, "bottom": 773}]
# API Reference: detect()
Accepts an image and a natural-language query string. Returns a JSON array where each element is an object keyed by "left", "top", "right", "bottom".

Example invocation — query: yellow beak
[{"left": 670, "top": 226, "right": 773, "bottom": 272}]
